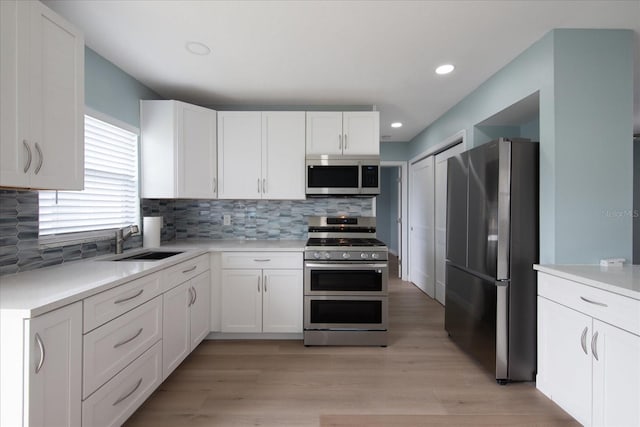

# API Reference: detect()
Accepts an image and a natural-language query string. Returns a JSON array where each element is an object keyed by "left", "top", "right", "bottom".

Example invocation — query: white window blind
[{"left": 39, "top": 115, "right": 139, "bottom": 237}]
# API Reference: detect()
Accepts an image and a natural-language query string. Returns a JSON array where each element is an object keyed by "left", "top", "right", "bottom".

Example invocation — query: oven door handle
[{"left": 304, "top": 262, "right": 388, "bottom": 269}]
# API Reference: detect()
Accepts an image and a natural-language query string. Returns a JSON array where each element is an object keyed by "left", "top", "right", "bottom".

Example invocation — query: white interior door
[
  {"left": 409, "top": 156, "right": 435, "bottom": 297},
  {"left": 396, "top": 167, "right": 403, "bottom": 278},
  {"left": 434, "top": 142, "right": 465, "bottom": 305}
]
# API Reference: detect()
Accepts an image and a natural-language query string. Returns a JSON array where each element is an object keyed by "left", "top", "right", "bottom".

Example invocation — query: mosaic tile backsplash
[{"left": 0, "top": 190, "right": 372, "bottom": 276}]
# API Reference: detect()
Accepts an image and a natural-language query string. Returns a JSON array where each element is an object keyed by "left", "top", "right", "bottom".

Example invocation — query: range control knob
[
  {"left": 371, "top": 253, "right": 380, "bottom": 260},
  {"left": 342, "top": 252, "right": 351, "bottom": 259},
  {"left": 313, "top": 252, "right": 321, "bottom": 259},
  {"left": 360, "top": 252, "right": 369, "bottom": 259},
  {"left": 324, "top": 252, "right": 332, "bottom": 259}
]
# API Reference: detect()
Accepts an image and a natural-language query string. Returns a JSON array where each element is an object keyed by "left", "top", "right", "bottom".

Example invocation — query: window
[{"left": 39, "top": 113, "right": 140, "bottom": 242}]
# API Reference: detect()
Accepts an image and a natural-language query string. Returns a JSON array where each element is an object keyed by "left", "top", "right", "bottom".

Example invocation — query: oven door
[
  {"left": 304, "top": 262, "right": 388, "bottom": 296},
  {"left": 304, "top": 296, "right": 388, "bottom": 331}
]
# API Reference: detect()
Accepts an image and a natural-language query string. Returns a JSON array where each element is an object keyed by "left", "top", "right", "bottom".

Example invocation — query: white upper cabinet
[
  {"left": 0, "top": 0, "right": 84, "bottom": 190},
  {"left": 306, "top": 111, "right": 379, "bottom": 156},
  {"left": 218, "top": 111, "right": 305, "bottom": 200},
  {"left": 141, "top": 100, "right": 217, "bottom": 199}
]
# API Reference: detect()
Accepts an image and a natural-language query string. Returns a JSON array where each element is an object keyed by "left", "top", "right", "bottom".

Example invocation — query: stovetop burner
[{"left": 306, "top": 237, "right": 387, "bottom": 247}]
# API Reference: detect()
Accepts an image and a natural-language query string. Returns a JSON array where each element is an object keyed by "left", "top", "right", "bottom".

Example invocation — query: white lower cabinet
[
  {"left": 162, "top": 270, "right": 211, "bottom": 379},
  {"left": 82, "top": 341, "right": 162, "bottom": 427},
  {"left": 537, "top": 271, "right": 640, "bottom": 427},
  {"left": 220, "top": 252, "right": 303, "bottom": 334},
  {"left": 1, "top": 301, "right": 83, "bottom": 427}
]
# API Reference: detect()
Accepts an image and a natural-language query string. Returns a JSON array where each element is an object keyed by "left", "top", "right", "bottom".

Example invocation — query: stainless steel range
[{"left": 304, "top": 216, "right": 389, "bottom": 346}]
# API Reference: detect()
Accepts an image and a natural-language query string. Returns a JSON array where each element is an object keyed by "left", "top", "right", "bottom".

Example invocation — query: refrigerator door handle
[
  {"left": 495, "top": 280, "right": 509, "bottom": 380},
  {"left": 496, "top": 139, "right": 512, "bottom": 280}
]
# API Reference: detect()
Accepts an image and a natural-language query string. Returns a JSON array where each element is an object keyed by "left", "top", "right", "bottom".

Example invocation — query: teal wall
[
  {"left": 85, "top": 47, "right": 162, "bottom": 127},
  {"left": 376, "top": 167, "right": 399, "bottom": 254},
  {"left": 381, "top": 141, "right": 410, "bottom": 161},
  {"left": 406, "top": 29, "right": 634, "bottom": 264}
]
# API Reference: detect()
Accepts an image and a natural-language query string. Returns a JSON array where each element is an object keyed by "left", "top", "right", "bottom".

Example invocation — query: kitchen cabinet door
[
  {"left": 190, "top": 271, "right": 212, "bottom": 350},
  {"left": 177, "top": 102, "right": 217, "bottom": 198},
  {"left": 162, "top": 281, "right": 191, "bottom": 380},
  {"left": 262, "top": 111, "right": 306, "bottom": 200},
  {"left": 0, "top": 0, "right": 84, "bottom": 190},
  {"left": 537, "top": 297, "right": 592, "bottom": 426},
  {"left": 221, "top": 269, "right": 263, "bottom": 333},
  {"left": 218, "top": 111, "right": 262, "bottom": 199},
  {"left": 141, "top": 100, "right": 217, "bottom": 199},
  {"left": 306, "top": 112, "right": 343, "bottom": 155},
  {"left": 342, "top": 112, "right": 380, "bottom": 155},
  {"left": 262, "top": 269, "right": 303, "bottom": 333},
  {"left": 25, "top": 302, "right": 82, "bottom": 427},
  {"left": 592, "top": 319, "right": 640, "bottom": 427}
]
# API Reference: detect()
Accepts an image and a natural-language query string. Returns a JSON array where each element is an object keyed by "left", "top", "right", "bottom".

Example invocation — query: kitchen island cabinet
[
  {"left": 0, "top": 0, "right": 84, "bottom": 190},
  {"left": 1, "top": 301, "right": 82, "bottom": 427},
  {"left": 535, "top": 265, "right": 640, "bottom": 427},
  {"left": 217, "top": 111, "right": 305, "bottom": 200},
  {"left": 306, "top": 111, "right": 380, "bottom": 156}
]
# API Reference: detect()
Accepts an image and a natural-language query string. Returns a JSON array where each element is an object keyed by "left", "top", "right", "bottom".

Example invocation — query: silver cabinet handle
[
  {"left": 591, "top": 331, "right": 599, "bottom": 361},
  {"left": 192, "top": 286, "right": 197, "bottom": 305},
  {"left": 344, "top": 133, "right": 348, "bottom": 150},
  {"left": 580, "top": 326, "right": 589, "bottom": 355},
  {"left": 264, "top": 275, "right": 267, "bottom": 292},
  {"left": 34, "top": 142, "right": 43, "bottom": 174},
  {"left": 35, "top": 333, "right": 45, "bottom": 373},
  {"left": 23, "top": 140, "right": 32, "bottom": 173},
  {"left": 188, "top": 286, "right": 195, "bottom": 306},
  {"left": 114, "top": 328, "right": 143, "bottom": 348},
  {"left": 258, "top": 178, "right": 261, "bottom": 193},
  {"left": 182, "top": 265, "right": 197, "bottom": 274},
  {"left": 580, "top": 296, "right": 608, "bottom": 307},
  {"left": 263, "top": 178, "right": 266, "bottom": 194},
  {"left": 257, "top": 276, "right": 261, "bottom": 293},
  {"left": 338, "top": 134, "right": 342, "bottom": 150},
  {"left": 114, "top": 289, "right": 144, "bottom": 304},
  {"left": 213, "top": 177, "right": 217, "bottom": 193},
  {"left": 253, "top": 258, "right": 271, "bottom": 262},
  {"left": 112, "top": 378, "right": 142, "bottom": 406}
]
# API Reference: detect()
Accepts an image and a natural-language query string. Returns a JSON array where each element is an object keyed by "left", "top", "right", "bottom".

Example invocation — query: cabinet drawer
[
  {"left": 83, "top": 296, "right": 162, "bottom": 399},
  {"left": 163, "top": 255, "right": 209, "bottom": 291},
  {"left": 82, "top": 340, "right": 162, "bottom": 427},
  {"left": 222, "top": 252, "right": 302, "bottom": 269},
  {"left": 538, "top": 272, "right": 640, "bottom": 336},
  {"left": 84, "top": 271, "right": 162, "bottom": 333}
]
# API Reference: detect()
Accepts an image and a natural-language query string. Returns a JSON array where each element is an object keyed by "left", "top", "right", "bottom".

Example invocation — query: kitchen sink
[{"left": 110, "top": 251, "right": 184, "bottom": 261}]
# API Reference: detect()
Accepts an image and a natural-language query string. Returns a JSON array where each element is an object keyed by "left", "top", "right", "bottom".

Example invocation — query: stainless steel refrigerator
[{"left": 445, "top": 137, "right": 539, "bottom": 384}]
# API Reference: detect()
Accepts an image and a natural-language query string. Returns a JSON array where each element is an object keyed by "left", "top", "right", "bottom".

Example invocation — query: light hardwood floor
[{"left": 125, "top": 257, "right": 577, "bottom": 427}]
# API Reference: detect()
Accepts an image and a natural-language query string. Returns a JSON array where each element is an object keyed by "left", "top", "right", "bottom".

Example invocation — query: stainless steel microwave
[{"left": 305, "top": 157, "right": 380, "bottom": 196}]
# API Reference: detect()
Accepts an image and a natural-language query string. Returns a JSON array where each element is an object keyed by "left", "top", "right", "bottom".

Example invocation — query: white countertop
[
  {"left": 163, "top": 239, "right": 307, "bottom": 251},
  {"left": 534, "top": 264, "right": 640, "bottom": 300},
  {"left": 0, "top": 240, "right": 306, "bottom": 318}
]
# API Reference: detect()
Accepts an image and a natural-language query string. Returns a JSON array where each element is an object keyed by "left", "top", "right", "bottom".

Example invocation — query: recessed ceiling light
[
  {"left": 435, "top": 64, "right": 455, "bottom": 75},
  {"left": 185, "top": 41, "right": 211, "bottom": 56},
  {"left": 391, "top": 122, "right": 403, "bottom": 128}
]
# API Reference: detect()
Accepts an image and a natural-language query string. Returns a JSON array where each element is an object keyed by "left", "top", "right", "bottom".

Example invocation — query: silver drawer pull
[
  {"left": 112, "top": 378, "right": 143, "bottom": 406},
  {"left": 35, "top": 333, "right": 45, "bottom": 373},
  {"left": 591, "top": 331, "right": 599, "bottom": 361},
  {"left": 580, "top": 296, "right": 608, "bottom": 307},
  {"left": 114, "top": 289, "right": 144, "bottom": 304},
  {"left": 253, "top": 258, "right": 271, "bottom": 262},
  {"left": 182, "top": 265, "right": 197, "bottom": 274},
  {"left": 580, "top": 326, "right": 588, "bottom": 355},
  {"left": 114, "top": 328, "right": 143, "bottom": 348}
]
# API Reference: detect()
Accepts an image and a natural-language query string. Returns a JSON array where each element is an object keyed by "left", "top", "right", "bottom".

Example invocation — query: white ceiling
[{"left": 45, "top": 0, "right": 640, "bottom": 142}]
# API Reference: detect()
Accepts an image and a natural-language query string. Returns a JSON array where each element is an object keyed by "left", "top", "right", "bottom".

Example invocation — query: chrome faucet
[{"left": 115, "top": 224, "right": 139, "bottom": 254}]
